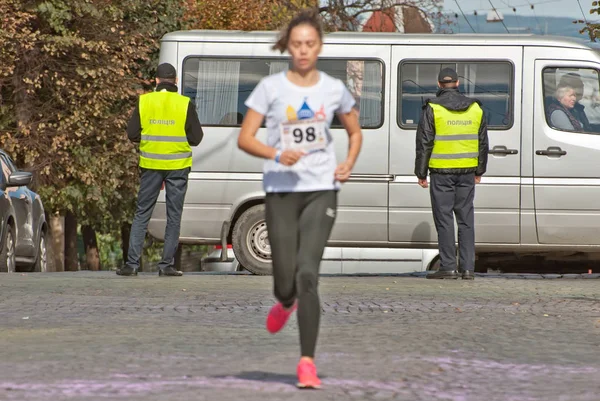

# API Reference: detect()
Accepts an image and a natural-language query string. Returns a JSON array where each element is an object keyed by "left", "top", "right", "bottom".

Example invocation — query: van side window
[
  {"left": 182, "top": 57, "right": 384, "bottom": 128},
  {"left": 399, "top": 61, "right": 513, "bottom": 129},
  {"left": 542, "top": 67, "right": 600, "bottom": 134}
]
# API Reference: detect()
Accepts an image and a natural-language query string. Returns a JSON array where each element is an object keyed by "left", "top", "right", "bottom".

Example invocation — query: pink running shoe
[
  {"left": 296, "top": 359, "right": 321, "bottom": 389},
  {"left": 266, "top": 301, "right": 297, "bottom": 334}
]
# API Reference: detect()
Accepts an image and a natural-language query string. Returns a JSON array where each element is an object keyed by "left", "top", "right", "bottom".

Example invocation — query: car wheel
[
  {"left": 33, "top": 230, "right": 48, "bottom": 272},
  {"left": 0, "top": 225, "right": 16, "bottom": 273},
  {"left": 232, "top": 204, "right": 272, "bottom": 275}
]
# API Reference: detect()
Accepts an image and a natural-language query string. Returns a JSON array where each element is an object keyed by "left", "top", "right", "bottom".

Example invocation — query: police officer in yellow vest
[
  {"left": 415, "top": 68, "right": 488, "bottom": 280},
  {"left": 117, "top": 63, "right": 203, "bottom": 277}
]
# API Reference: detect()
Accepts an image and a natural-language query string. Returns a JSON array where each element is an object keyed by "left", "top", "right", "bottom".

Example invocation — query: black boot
[
  {"left": 461, "top": 270, "right": 475, "bottom": 280},
  {"left": 426, "top": 270, "right": 459, "bottom": 279},
  {"left": 116, "top": 266, "right": 137, "bottom": 276},
  {"left": 159, "top": 267, "right": 183, "bottom": 277}
]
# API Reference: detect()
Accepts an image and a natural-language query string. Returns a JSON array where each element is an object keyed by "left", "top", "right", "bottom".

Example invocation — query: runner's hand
[
  {"left": 335, "top": 161, "right": 353, "bottom": 182},
  {"left": 279, "top": 150, "right": 305, "bottom": 166}
]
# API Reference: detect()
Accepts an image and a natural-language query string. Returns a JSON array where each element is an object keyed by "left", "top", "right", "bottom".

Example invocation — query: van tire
[
  {"left": 428, "top": 256, "right": 441, "bottom": 271},
  {"left": 232, "top": 205, "right": 273, "bottom": 276}
]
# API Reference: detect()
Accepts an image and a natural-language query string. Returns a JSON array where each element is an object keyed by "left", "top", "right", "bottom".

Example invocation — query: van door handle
[
  {"left": 489, "top": 146, "right": 518, "bottom": 155},
  {"left": 535, "top": 146, "right": 567, "bottom": 157}
]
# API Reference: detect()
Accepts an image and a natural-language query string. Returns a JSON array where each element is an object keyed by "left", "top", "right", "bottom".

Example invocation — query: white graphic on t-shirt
[{"left": 280, "top": 98, "right": 327, "bottom": 153}]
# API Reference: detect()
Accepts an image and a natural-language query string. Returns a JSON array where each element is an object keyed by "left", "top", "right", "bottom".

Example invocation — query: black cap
[
  {"left": 438, "top": 68, "right": 458, "bottom": 83},
  {"left": 156, "top": 63, "right": 177, "bottom": 79}
]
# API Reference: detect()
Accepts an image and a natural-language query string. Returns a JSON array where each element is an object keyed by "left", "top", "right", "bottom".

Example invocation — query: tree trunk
[
  {"left": 121, "top": 223, "right": 131, "bottom": 269},
  {"left": 49, "top": 214, "right": 64, "bottom": 272},
  {"left": 64, "top": 210, "right": 79, "bottom": 271},
  {"left": 82, "top": 225, "right": 101, "bottom": 271}
]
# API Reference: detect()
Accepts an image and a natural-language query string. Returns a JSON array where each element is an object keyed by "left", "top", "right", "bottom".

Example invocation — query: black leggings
[{"left": 265, "top": 190, "right": 337, "bottom": 358}]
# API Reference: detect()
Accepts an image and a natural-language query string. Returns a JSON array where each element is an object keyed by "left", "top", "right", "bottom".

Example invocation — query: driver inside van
[
  {"left": 557, "top": 73, "right": 592, "bottom": 132},
  {"left": 548, "top": 85, "right": 585, "bottom": 132}
]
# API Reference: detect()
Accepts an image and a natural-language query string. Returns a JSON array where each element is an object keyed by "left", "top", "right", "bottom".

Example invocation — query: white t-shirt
[{"left": 245, "top": 71, "right": 356, "bottom": 193}]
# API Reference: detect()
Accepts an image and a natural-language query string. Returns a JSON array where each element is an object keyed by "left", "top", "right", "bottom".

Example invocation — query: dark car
[{"left": 0, "top": 150, "right": 48, "bottom": 273}]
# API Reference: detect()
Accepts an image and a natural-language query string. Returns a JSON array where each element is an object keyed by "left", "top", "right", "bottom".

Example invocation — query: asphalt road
[{"left": 1, "top": 272, "right": 599, "bottom": 401}]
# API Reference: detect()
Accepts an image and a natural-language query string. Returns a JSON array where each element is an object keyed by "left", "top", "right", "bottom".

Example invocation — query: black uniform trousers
[
  {"left": 126, "top": 167, "right": 190, "bottom": 271},
  {"left": 429, "top": 173, "right": 476, "bottom": 272}
]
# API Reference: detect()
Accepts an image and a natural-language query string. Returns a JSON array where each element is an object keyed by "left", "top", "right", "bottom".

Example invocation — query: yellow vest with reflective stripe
[
  {"left": 138, "top": 91, "right": 192, "bottom": 170},
  {"left": 429, "top": 103, "right": 482, "bottom": 169}
]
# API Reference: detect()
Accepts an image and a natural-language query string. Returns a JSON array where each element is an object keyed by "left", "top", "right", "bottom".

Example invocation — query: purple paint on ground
[
  {"left": 423, "top": 356, "right": 600, "bottom": 375},
  {"left": 2, "top": 358, "right": 599, "bottom": 400}
]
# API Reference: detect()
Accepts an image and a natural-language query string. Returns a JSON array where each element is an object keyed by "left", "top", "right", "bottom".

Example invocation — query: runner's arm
[
  {"left": 237, "top": 109, "right": 277, "bottom": 160},
  {"left": 238, "top": 109, "right": 304, "bottom": 166}
]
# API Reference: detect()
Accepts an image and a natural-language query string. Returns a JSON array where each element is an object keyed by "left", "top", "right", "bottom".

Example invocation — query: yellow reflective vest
[
  {"left": 138, "top": 90, "right": 192, "bottom": 170},
  {"left": 428, "top": 102, "right": 483, "bottom": 169}
]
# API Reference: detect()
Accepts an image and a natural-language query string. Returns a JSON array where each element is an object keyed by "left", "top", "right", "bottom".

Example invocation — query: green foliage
[
  {"left": 97, "top": 233, "right": 123, "bottom": 269},
  {"left": 580, "top": 1, "right": 600, "bottom": 41},
  {"left": 0, "top": 0, "right": 183, "bottom": 234},
  {"left": 183, "top": 0, "right": 317, "bottom": 31},
  {"left": 96, "top": 233, "right": 210, "bottom": 271}
]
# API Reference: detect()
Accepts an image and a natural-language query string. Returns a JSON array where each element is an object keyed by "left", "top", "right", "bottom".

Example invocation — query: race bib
[{"left": 280, "top": 118, "right": 327, "bottom": 152}]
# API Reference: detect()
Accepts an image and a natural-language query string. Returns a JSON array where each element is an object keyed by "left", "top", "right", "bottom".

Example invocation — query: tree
[
  {"left": 183, "top": 0, "right": 317, "bottom": 30},
  {"left": 580, "top": 1, "right": 600, "bottom": 41},
  {"left": 316, "top": 0, "right": 443, "bottom": 32},
  {"left": 0, "top": 0, "right": 184, "bottom": 270},
  {"left": 183, "top": 0, "right": 443, "bottom": 33},
  {"left": 82, "top": 224, "right": 101, "bottom": 270}
]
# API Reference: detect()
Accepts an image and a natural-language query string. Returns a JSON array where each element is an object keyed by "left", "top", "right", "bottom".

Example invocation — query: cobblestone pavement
[{"left": 1, "top": 272, "right": 599, "bottom": 401}]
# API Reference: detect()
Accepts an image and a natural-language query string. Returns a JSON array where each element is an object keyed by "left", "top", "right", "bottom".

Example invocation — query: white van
[{"left": 149, "top": 30, "right": 600, "bottom": 275}]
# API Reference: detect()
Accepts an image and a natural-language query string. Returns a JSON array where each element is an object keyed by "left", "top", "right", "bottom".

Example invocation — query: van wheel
[
  {"left": 0, "top": 225, "right": 16, "bottom": 273},
  {"left": 428, "top": 256, "right": 441, "bottom": 271},
  {"left": 232, "top": 205, "right": 273, "bottom": 275}
]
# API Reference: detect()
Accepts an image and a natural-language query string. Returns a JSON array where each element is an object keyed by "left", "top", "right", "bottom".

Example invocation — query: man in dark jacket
[
  {"left": 117, "top": 63, "right": 204, "bottom": 277},
  {"left": 415, "top": 68, "right": 489, "bottom": 280}
]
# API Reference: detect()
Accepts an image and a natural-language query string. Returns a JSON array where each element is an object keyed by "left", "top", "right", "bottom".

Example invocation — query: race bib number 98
[{"left": 280, "top": 118, "right": 327, "bottom": 152}]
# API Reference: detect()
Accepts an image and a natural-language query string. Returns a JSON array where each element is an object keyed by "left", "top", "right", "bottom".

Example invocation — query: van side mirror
[{"left": 8, "top": 171, "right": 33, "bottom": 187}]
